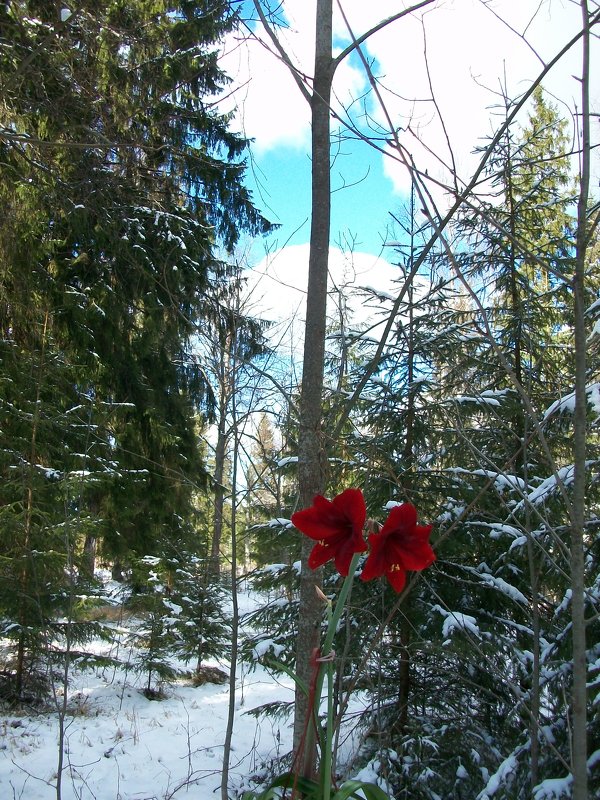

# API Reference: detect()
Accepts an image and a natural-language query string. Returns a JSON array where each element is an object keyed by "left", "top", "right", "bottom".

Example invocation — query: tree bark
[
  {"left": 211, "top": 329, "right": 232, "bottom": 575},
  {"left": 82, "top": 534, "right": 97, "bottom": 579},
  {"left": 221, "top": 401, "right": 240, "bottom": 800},
  {"left": 293, "top": 0, "right": 333, "bottom": 777},
  {"left": 569, "top": 4, "right": 591, "bottom": 798}
]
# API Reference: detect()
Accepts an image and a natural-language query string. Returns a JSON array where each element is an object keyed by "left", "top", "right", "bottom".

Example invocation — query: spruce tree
[{"left": 0, "top": 1, "right": 271, "bottom": 692}]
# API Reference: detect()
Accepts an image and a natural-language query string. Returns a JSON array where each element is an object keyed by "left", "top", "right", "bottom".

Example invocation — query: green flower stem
[
  {"left": 315, "top": 551, "right": 362, "bottom": 800},
  {"left": 322, "top": 658, "right": 335, "bottom": 798},
  {"left": 323, "top": 551, "right": 362, "bottom": 655}
]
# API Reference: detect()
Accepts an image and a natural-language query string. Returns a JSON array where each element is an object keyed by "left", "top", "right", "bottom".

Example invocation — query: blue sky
[
  {"left": 245, "top": 133, "right": 402, "bottom": 258},
  {"left": 221, "top": 0, "right": 598, "bottom": 340},
  {"left": 223, "top": 0, "right": 596, "bottom": 272}
]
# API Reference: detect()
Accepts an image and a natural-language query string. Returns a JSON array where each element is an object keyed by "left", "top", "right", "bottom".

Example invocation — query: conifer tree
[{"left": 0, "top": 0, "right": 270, "bottom": 691}]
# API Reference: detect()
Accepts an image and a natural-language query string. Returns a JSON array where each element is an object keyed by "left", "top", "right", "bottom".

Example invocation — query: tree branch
[{"left": 251, "top": 0, "right": 313, "bottom": 104}]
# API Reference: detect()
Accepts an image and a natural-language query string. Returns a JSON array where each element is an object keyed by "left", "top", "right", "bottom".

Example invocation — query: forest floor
[{"left": 0, "top": 579, "right": 371, "bottom": 800}]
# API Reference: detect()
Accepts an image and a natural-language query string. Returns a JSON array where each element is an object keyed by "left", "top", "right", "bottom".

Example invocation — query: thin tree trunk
[
  {"left": 395, "top": 194, "right": 416, "bottom": 746},
  {"left": 396, "top": 616, "right": 411, "bottom": 739},
  {"left": 16, "top": 310, "right": 49, "bottom": 696},
  {"left": 523, "top": 418, "right": 541, "bottom": 795},
  {"left": 211, "top": 331, "right": 232, "bottom": 574},
  {"left": 569, "top": 4, "right": 591, "bottom": 797},
  {"left": 504, "top": 123, "right": 541, "bottom": 792},
  {"left": 82, "top": 534, "right": 97, "bottom": 578},
  {"left": 293, "top": 0, "right": 333, "bottom": 778},
  {"left": 221, "top": 327, "right": 241, "bottom": 800},
  {"left": 211, "top": 406, "right": 228, "bottom": 571}
]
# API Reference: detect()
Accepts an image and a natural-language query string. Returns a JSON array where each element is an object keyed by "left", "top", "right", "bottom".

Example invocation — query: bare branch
[
  {"left": 329, "top": 6, "right": 600, "bottom": 441},
  {"left": 332, "top": 0, "right": 437, "bottom": 72},
  {"left": 251, "top": 0, "right": 313, "bottom": 104}
]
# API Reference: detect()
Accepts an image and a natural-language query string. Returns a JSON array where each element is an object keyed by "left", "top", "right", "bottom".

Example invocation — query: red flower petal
[
  {"left": 333, "top": 536, "right": 367, "bottom": 576},
  {"left": 331, "top": 488, "right": 366, "bottom": 527},
  {"left": 360, "top": 533, "right": 387, "bottom": 582},
  {"left": 385, "top": 564, "right": 407, "bottom": 593},
  {"left": 308, "top": 541, "right": 335, "bottom": 570},
  {"left": 397, "top": 529, "right": 435, "bottom": 570},
  {"left": 360, "top": 503, "right": 435, "bottom": 592},
  {"left": 379, "top": 503, "right": 418, "bottom": 537},
  {"left": 291, "top": 495, "right": 339, "bottom": 542},
  {"left": 292, "top": 488, "right": 367, "bottom": 575}
]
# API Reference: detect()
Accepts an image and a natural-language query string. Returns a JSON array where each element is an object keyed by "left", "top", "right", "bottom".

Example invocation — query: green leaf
[
  {"left": 243, "top": 771, "right": 320, "bottom": 799},
  {"left": 263, "top": 656, "right": 309, "bottom": 697},
  {"left": 331, "top": 780, "right": 392, "bottom": 800}
]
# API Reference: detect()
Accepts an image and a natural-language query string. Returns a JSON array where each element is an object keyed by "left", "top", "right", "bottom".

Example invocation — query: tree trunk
[
  {"left": 111, "top": 560, "right": 124, "bottom": 582},
  {"left": 211, "top": 404, "right": 228, "bottom": 573},
  {"left": 395, "top": 616, "right": 411, "bottom": 740},
  {"left": 211, "top": 330, "right": 232, "bottom": 575},
  {"left": 569, "top": 5, "right": 590, "bottom": 798},
  {"left": 293, "top": 0, "right": 333, "bottom": 778},
  {"left": 221, "top": 409, "right": 240, "bottom": 800},
  {"left": 82, "top": 534, "right": 97, "bottom": 579}
]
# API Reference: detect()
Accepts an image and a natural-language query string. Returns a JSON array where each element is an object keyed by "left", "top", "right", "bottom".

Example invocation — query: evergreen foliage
[
  {"left": 0, "top": 5, "right": 597, "bottom": 798},
  {"left": 325, "top": 90, "right": 600, "bottom": 798},
  {"left": 0, "top": 0, "right": 270, "bottom": 696}
]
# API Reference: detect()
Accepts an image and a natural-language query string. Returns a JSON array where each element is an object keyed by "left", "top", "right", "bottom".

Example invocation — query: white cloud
[
  {"left": 242, "top": 243, "right": 400, "bottom": 356},
  {"left": 363, "top": 0, "right": 592, "bottom": 193},
  {"left": 222, "top": 0, "right": 598, "bottom": 192},
  {"left": 220, "top": 0, "right": 369, "bottom": 155}
]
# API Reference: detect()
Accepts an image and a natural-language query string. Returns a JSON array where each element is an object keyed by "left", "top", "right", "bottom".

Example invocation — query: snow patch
[
  {"left": 532, "top": 775, "right": 572, "bottom": 799},
  {"left": 542, "top": 382, "right": 600, "bottom": 420},
  {"left": 267, "top": 517, "right": 293, "bottom": 529},
  {"left": 252, "top": 638, "right": 285, "bottom": 660},
  {"left": 478, "top": 573, "right": 528, "bottom": 605},
  {"left": 477, "top": 753, "right": 518, "bottom": 798},
  {"left": 433, "top": 606, "right": 480, "bottom": 640},
  {"left": 277, "top": 456, "right": 298, "bottom": 467}
]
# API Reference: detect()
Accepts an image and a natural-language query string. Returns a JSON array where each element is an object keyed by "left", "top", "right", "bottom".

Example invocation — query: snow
[
  {"left": 588, "top": 748, "right": 600, "bottom": 769},
  {"left": 276, "top": 456, "right": 297, "bottom": 467},
  {"left": 484, "top": 522, "right": 523, "bottom": 540},
  {"left": 477, "top": 753, "right": 518, "bottom": 798},
  {"left": 509, "top": 536, "right": 528, "bottom": 552},
  {"left": 542, "top": 382, "right": 600, "bottom": 420},
  {"left": 553, "top": 589, "right": 572, "bottom": 617},
  {"left": 352, "top": 759, "right": 394, "bottom": 797},
  {"left": 433, "top": 606, "right": 480, "bottom": 640},
  {"left": 445, "top": 467, "right": 526, "bottom": 493},
  {"left": 267, "top": 518, "right": 293, "bottom": 529},
  {"left": 512, "top": 464, "right": 592, "bottom": 510},
  {"left": 0, "top": 583, "right": 380, "bottom": 800},
  {"left": 0, "top": 590, "right": 297, "bottom": 800},
  {"left": 586, "top": 297, "right": 600, "bottom": 315},
  {"left": 1, "top": 663, "right": 295, "bottom": 799},
  {"left": 532, "top": 775, "right": 572, "bottom": 799},
  {"left": 259, "top": 563, "right": 289, "bottom": 574},
  {"left": 252, "top": 638, "right": 285, "bottom": 660},
  {"left": 478, "top": 573, "right": 528, "bottom": 605},
  {"left": 452, "top": 394, "right": 501, "bottom": 407}
]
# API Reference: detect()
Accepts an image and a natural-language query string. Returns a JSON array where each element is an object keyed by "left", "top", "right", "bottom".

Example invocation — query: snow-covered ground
[
  {"left": 0, "top": 588, "right": 297, "bottom": 799},
  {"left": 1, "top": 661, "right": 293, "bottom": 799}
]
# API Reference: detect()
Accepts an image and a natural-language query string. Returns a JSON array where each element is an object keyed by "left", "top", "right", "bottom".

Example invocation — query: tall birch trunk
[{"left": 293, "top": 0, "right": 333, "bottom": 777}]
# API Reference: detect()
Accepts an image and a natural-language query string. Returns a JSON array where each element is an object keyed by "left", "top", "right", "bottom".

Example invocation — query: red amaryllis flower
[
  {"left": 291, "top": 488, "right": 367, "bottom": 576},
  {"left": 360, "top": 503, "right": 435, "bottom": 592}
]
